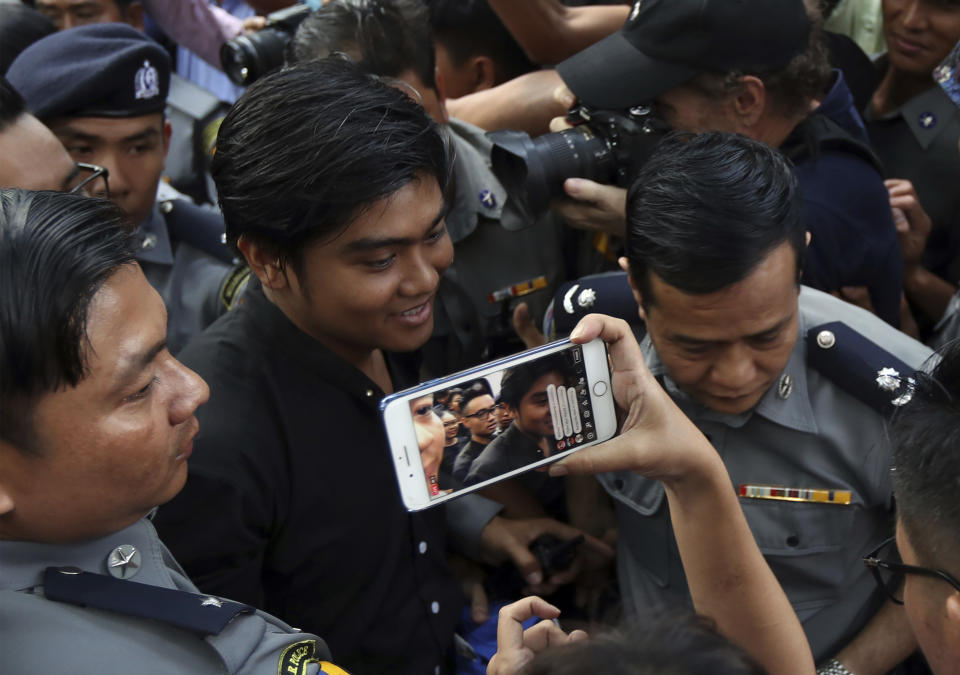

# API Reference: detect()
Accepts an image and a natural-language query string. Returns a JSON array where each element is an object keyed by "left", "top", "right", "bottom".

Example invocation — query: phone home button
[{"left": 592, "top": 381, "right": 608, "bottom": 397}]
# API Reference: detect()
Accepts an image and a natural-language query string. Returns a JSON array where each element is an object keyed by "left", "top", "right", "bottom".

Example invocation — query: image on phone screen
[{"left": 382, "top": 339, "right": 615, "bottom": 511}]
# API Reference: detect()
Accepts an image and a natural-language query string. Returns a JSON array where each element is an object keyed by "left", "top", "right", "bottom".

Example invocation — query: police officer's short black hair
[
  {"left": 288, "top": 0, "right": 436, "bottom": 91},
  {"left": 625, "top": 132, "right": 805, "bottom": 308},
  {"left": 425, "top": 0, "right": 535, "bottom": 83},
  {"left": 890, "top": 342, "right": 960, "bottom": 568},
  {"left": 0, "top": 76, "right": 26, "bottom": 131},
  {"left": 0, "top": 189, "right": 134, "bottom": 453},
  {"left": 212, "top": 56, "right": 449, "bottom": 275}
]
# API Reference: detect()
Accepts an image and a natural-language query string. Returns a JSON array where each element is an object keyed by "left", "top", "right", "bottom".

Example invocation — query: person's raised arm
[
  {"left": 487, "top": 0, "right": 630, "bottom": 66},
  {"left": 547, "top": 313, "right": 815, "bottom": 675}
]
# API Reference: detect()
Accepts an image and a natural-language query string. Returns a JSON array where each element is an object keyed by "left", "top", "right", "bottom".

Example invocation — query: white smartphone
[{"left": 381, "top": 338, "right": 617, "bottom": 511}]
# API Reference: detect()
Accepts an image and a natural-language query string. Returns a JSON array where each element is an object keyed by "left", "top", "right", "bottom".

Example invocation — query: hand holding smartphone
[{"left": 381, "top": 338, "right": 617, "bottom": 511}]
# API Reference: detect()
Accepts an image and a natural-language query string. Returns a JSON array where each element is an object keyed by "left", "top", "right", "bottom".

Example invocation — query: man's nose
[{"left": 710, "top": 344, "right": 757, "bottom": 391}]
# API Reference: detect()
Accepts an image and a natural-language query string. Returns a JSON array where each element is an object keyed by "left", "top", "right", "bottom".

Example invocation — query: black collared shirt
[{"left": 154, "top": 283, "right": 462, "bottom": 675}]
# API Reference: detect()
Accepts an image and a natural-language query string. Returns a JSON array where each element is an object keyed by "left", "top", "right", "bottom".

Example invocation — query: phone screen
[{"left": 406, "top": 343, "right": 602, "bottom": 502}]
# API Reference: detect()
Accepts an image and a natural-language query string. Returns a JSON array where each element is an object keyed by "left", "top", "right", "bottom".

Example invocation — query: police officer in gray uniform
[
  {"left": 561, "top": 133, "right": 933, "bottom": 674},
  {"left": 0, "top": 189, "right": 345, "bottom": 675},
  {"left": 6, "top": 23, "right": 246, "bottom": 354}
]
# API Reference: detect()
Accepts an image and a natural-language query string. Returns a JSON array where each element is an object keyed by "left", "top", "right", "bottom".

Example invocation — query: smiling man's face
[
  {"left": 272, "top": 175, "right": 453, "bottom": 365},
  {"left": 882, "top": 0, "right": 960, "bottom": 78}
]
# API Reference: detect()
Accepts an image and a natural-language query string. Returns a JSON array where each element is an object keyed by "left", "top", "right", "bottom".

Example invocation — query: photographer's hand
[{"left": 552, "top": 179, "right": 627, "bottom": 237}]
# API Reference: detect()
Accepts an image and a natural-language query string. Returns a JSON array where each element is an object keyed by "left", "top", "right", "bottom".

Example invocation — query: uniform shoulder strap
[
  {"left": 806, "top": 321, "right": 918, "bottom": 417},
  {"left": 43, "top": 566, "right": 251, "bottom": 636},
  {"left": 159, "top": 197, "right": 235, "bottom": 265}
]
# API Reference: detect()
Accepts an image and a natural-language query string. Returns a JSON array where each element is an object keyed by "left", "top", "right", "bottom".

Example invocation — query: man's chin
[{"left": 699, "top": 390, "right": 765, "bottom": 415}]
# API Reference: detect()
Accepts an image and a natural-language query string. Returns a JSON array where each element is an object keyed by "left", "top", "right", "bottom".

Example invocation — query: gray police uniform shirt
[
  {"left": 0, "top": 517, "right": 335, "bottom": 674},
  {"left": 603, "top": 287, "right": 933, "bottom": 662},
  {"left": 428, "top": 118, "right": 567, "bottom": 370},
  {"left": 135, "top": 185, "right": 239, "bottom": 354}
]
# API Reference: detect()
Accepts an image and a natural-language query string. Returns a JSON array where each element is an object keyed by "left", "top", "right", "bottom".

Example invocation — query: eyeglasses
[
  {"left": 463, "top": 407, "right": 496, "bottom": 420},
  {"left": 863, "top": 536, "right": 960, "bottom": 605},
  {"left": 67, "top": 163, "right": 110, "bottom": 199}
]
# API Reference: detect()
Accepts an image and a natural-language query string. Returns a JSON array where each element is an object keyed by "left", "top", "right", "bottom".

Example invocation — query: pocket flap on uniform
[
  {"left": 740, "top": 498, "right": 855, "bottom": 555},
  {"left": 599, "top": 471, "right": 665, "bottom": 516}
]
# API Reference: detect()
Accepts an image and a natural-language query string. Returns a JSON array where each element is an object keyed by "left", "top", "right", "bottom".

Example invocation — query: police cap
[{"left": 7, "top": 23, "right": 170, "bottom": 121}]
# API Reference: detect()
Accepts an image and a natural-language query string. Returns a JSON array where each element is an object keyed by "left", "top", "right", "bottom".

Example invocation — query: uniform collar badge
[
  {"left": 776, "top": 374, "right": 793, "bottom": 400},
  {"left": 918, "top": 111, "right": 938, "bottom": 130},
  {"left": 134, "top": 60, "right": 160, "bottom": 101},
  {"left": 478, "top": 189, "right": 497, "bottom": 209}
]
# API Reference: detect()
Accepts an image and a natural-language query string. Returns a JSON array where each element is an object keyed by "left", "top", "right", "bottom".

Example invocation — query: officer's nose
[
  {"left": 169, "top": 359, "right": 210, "bottom": 426},
  {"left": 710, "top": 344, "right": 757, "bottom": 392},
  {"left": 97, "top": 155, "right": 130, "bottom": 201}
]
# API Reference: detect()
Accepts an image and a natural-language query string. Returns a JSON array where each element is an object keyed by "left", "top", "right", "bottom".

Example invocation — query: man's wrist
[{"left": 817, "top": 658, "right": 855, "bottom": 675}]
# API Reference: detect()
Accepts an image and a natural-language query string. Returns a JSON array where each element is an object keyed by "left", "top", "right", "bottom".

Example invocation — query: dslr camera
[
  {"left": 221, "top": 4, "right": 311, "bottom": 86},
  {"left": 488, "top": 105, "right": 670, "bottom": 222}
]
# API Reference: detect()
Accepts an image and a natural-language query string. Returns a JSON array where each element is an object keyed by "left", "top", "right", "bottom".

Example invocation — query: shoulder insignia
[
  {"left": 220, "top": 265, "right": 251, "bottom": 311},
  {"left": 552, "top": 271, "right": 639, "bottom": 335},
  {"left": 277, "top": 639, "right": 347, "bottom": 675},
  {"left": 161, "top": 199, "right": 235, "bottom": 264},
  {"left": 806, "top": 321, "right": 917, "bottom": 416},
  {"left": 43, "top": 567, "right": 250, "bottom": 636}
]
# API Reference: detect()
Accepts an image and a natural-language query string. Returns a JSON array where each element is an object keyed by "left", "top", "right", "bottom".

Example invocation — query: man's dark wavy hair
[
  {"left": 626, "top": 132, "right": 805, "bottom": 307},
  {"left": 212, "top": 56, "right": 450, "bottom": 277},
  {"left": 0, "top": 189, "right": 134, "bottom": 453}
]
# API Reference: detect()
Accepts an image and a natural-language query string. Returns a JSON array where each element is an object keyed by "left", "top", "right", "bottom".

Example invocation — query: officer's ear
[
  {"left": 618, "top": 256, "right": 647, "bottom": 322},
  {"left": 465, "top": 55, "right": 497, "bottom": 94},
  {"left": 0, "top": 443, "right": 18, "bottom": 518},
  {"left": 806, "top": 231, "right": 812, "bottom": 247},
  {"left": 162, "top": 119, "right": 172, "bottom": 159},
  {"left": 237, "top": 236, "right": 290, "bottom": 291},
  {"left": 122, "top": 1, "right": 145, "bottom": 32}
]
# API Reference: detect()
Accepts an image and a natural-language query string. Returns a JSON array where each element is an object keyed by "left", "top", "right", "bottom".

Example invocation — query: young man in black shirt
[{"left": 154, "top": 58, "right": 606, "bottom": 674}]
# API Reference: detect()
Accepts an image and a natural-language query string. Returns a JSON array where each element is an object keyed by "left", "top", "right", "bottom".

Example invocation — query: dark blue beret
[{"left": 7, "top": 23, "right": 170, "bottom": 121}]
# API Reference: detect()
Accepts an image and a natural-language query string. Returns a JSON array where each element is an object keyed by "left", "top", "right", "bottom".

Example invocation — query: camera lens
[
  {"left": 220, "top": 29, "right": 291, "bottom": 86},
  {"left": 489, "top": 127, "right": 616, "bottom": 222}
]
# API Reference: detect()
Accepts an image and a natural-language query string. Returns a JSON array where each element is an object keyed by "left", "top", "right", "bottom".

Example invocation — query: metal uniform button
[
  {"left": 365, "top": 389, "right": 374, "bottom": 398},
  {"left": 816, "top": 330, "right": 836, "bottom": 349},
  {"left": 140, "top": 233, "right": 158, "bottom": 251},
  {"left": 159, "top": 200, "right": 174, "bottom": 215},
  {"left": 418, "top": 541, "right": 428, "bottom": 554},
  {"left": 430, "top": 601, "right": 440, "bottom": 614},
  {"left": 106, "top": 544, "right": 142, "bottom": 579}
]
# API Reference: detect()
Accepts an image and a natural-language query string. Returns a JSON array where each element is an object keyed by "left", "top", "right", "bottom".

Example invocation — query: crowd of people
[{"left": 1, "top": 0, "right": 959, "bottom": 674}]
